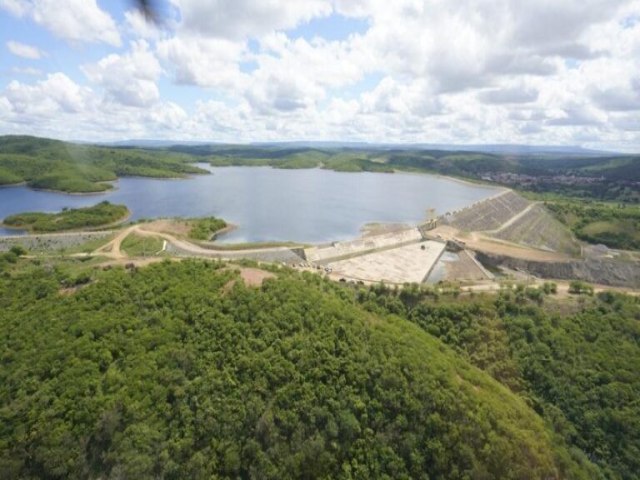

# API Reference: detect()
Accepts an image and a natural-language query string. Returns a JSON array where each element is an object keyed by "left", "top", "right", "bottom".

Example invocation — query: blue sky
[{"left": 0, "top": 0, "right": 639, "bottom": 151}]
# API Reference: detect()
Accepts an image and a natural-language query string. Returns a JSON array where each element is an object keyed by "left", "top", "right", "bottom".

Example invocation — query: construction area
[
  {"left": 300, "top": 190, "right": 638, "bottom": 288},
  {"left": 2, "top": 189, "right": 638, "bottom": 288},
  {"left": 327, "top": 240, "right": 446, "bottom": 284},
  {"left": 301, "top": 222, "right": 493, "bottom": 285}
]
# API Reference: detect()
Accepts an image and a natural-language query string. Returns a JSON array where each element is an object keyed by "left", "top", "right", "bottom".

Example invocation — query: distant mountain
[
  {"left": 252, "top": 142, "right": 618, "bottom": 156},
  {"left": 93, "top": 139, "right": 215, "bottom": 148},
  {"left": 81, "top": 139, "right": 619, "bottom": 156}
]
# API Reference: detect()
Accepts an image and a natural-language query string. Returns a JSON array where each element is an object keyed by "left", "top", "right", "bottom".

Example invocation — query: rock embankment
[
  {"left": 476, "top": 252, "right": 640, "bottom": 288},
  {"left": 0, "top": 231, "right": 113, "bottom": 253}
]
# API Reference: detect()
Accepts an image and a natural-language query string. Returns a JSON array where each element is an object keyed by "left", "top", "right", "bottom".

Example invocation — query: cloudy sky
[{"left": 0, "top": 0, "right": 639, "bottom": 150}]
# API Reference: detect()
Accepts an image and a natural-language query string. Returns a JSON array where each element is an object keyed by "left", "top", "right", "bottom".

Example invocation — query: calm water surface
[{"left": 0, "top": 166, "right": 499, "bottom": 243}]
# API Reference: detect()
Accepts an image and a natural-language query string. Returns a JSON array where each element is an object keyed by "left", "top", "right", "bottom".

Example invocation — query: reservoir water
[{"left": 0, "top": 166, "right": 499, "bottom": 243}]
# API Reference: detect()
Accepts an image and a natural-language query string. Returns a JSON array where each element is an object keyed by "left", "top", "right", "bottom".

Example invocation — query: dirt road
[
  {"left": 428, "top": 225, "right": 571, "bottom": 262},
  {"left": 93, "top": 224, "right": 294, "bottom": 260}
]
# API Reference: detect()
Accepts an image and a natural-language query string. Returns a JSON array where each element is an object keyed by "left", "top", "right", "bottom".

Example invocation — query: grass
[
  {"left": 2, "top": 202, "right": 129, "bottom": 233},
  {"left": 200, "top": 240, "right": 307, "bottom": 250},
  {"left": 64, "top": 233, "right": 116, "bottom": 254},
  {"left": 187, "top": 217, "right": 228, "bottom": 240},
  {"left": 121, "top": 233, "right": 164, "bottom": 257}
]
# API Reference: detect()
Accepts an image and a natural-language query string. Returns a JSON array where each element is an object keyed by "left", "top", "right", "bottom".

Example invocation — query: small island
[{"left": 2, "top": 201, "right": 130, "bottom": 233}]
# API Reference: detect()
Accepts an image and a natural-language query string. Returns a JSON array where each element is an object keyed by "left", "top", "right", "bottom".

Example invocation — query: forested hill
[
  {"left": 174, "top": 143, "right": 640, "bottom": 202},
  {"left": 1, "top": 135, "right": 637, "bottom": 200},
  {"left": 0, "top": 135, "right": 208, "bottom": 193},
  {"left": 0, "top": 260, "right": 611, "bottom": 479}
]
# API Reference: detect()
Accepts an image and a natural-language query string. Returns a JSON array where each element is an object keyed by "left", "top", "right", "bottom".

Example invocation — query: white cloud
[
  {"left": 82, "top": 41, "right": 161, "bottom": 107},
  {"left": 2, "top": 0, "right": 640, "bottom": 150},
  {"left": 3, "top": 73, "right": 94, "bottom": 116},
  {"left": 6, "top": 40, "right": 44, "bottom": 59},
  {"left": 479, "top": 87, "right": 540, "bottom": 105},
  {"left": 157, "top": 36, "right": 247, "bottom": 89},
  {"left": 173, "top": 0, "right": 332, "bottom": 39},
  {"left": 0, "top": 0, "right": 121, "bottom": 46}
]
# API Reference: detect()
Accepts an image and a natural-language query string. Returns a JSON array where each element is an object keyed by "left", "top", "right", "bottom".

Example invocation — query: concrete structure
[
  {"left": 305, "top": 227, "right": 423, "bottom": 263},
  {"left": 328, "top": 240, "right": 446, "bottom": 284}
]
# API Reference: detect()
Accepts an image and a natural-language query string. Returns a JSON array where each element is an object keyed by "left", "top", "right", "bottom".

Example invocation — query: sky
[{"left": 0, "top": 0, "right": 639, "bottom": 150}]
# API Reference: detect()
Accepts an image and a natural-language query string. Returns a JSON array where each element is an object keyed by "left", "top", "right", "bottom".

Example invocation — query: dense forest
[
  {"left": 0, "top": 136, "right": 208, "bottom": 193},
  {"left": 356, "top": 282, "right": 640, "bottom": 479},
  {"left": 2, "top": 201, "right": 129, "bottom": 233},
  {"left": 1, "top": 259, "right": 638, "bottom": 478}
]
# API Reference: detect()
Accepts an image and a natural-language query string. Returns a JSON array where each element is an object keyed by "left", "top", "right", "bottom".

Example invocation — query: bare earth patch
[
  {"left": 239, "top": 268, "right": 276, "bottom": 287},
  {"left": 139, "top": 219, "right": 192, "bottom": 237}
]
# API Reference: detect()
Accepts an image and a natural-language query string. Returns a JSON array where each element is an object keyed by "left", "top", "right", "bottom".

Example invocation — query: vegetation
[
  {"left": 568, "top": 280, "right": 594, "bottom": 295},
  {"left": 120, "top": 233, "right": 164, "bottom": 257},
  {"left": 3, "top": 135, "right": 637, "bottom": 204},
  {"left": 0, "top": 260, "right": 608, "bottom": 479},
  {"left": 2, "top": 201, "right": 129, "bottom": 233},
  {"left": 187, "top": 217, "right": 228, "bottom": 240},
  {"left": 0, "top": 136, "right": 208, "bottom": 193},
  {"left": 0, "top": 245, "right": 27, "bottom": 273},
  {"left": 355, "top": 282, "right": 640, "bottom": 479},
  {"left": 546, "top": 200, "right": 640, "bottom": 250}
]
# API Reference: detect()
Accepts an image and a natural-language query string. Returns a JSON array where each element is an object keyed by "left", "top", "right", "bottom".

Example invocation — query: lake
[{"left": 0, "top": 166, "right": 499, "bottom": 243}]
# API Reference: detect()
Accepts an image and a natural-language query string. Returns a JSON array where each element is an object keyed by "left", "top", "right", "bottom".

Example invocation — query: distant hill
[
  {"left": 1, "top": 135, "right": 637, "bottom": 200},
  {"left": 252, "top": 141, "right": 618, "bottom": 156},
  {"left": 0, "top": 135, "right": 208, "bottom": 193}
]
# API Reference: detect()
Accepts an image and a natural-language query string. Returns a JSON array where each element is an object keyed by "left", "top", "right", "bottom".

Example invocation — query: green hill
[
  {"left": 2, "top": 201, "right": 129, "bottom": 232},
  {"left": 0, "top": 261, "right": 602, "bottom": 479},
  {"left": 358, "top": 283, "right": 640, "bottom": 479},
  {"left": 0, "top": 135, "right": 209, "bottom": 193}
]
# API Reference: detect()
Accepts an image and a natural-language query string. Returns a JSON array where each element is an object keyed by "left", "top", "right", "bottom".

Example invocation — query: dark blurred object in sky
[{"left": 132, "top": 0, "right": 160, "bottom": 23}]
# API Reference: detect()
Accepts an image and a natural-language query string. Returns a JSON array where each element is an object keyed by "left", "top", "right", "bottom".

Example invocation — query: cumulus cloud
[
  {"left": 2, "top": 0, "right": 640, "bottom": 150},
  {"left": 6, "top": 40, "right": 44, "bottom": 59},
  {"left": 3, "top": 73, "right": 94, "bottom": 116},
  {"left": 173, "top": 0, "right": 332, "bottom": 39},
  {"left": 82, "top": 41, "right": 161, "bottom": 107},
  {"left": 0, "top": 0, "right": 121, "bottom": 46},
  {"left": 157, "top": 36, "right": 247, "bottom": 89},
  {"left": 479, "top": 87, "right": 540, "bottom": 105}
]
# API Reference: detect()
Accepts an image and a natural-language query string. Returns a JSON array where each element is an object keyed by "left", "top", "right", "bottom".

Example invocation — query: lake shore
[{"left": 0, "top": 167, "right": 502, "bottom": 244}]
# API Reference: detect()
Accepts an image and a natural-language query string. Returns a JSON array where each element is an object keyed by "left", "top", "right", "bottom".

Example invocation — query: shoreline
[
  {"left": 30, "top": 186, "right": 114, "bottom": 196},
  {"left": 211, "top": 223, "right": 238, "bottom": 240},
  {"left": 1, "top": 169, "right": 209, "bottom": 196},
  {"left": 0, "top": 181, "right": 28, "bottom": 188},
  {"left": 1, "top": 210, "right": 132, "bottom": 235}
]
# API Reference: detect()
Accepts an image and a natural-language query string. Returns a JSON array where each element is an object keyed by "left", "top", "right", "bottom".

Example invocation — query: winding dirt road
[{"left": 93, "top": 224, "right": 294, "bottom": 260}]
